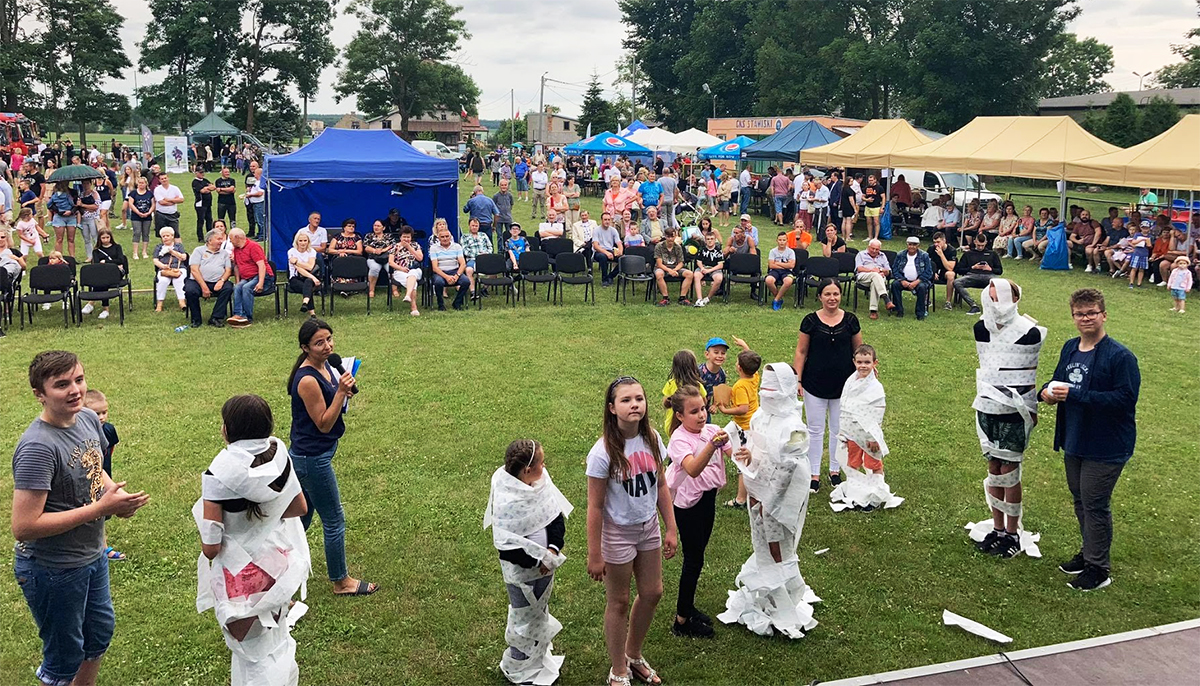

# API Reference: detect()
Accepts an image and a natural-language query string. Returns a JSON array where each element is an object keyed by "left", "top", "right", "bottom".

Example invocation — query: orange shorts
[{"left": 846, "top": 440, "right": 883, "bottom": 471}]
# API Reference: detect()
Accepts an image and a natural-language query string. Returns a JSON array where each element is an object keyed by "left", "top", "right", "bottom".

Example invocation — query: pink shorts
[{"left": 602, "top": 515, "right": 661, "bottom": 565}]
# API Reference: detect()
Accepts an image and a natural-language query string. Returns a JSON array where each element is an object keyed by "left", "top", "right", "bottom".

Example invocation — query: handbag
[{"left": 161, "top": 267, "right": 182, "bottom": 278}]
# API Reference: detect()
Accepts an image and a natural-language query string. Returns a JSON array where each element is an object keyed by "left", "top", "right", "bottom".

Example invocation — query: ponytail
[
  {"left": 287, "top": 318, "right": 333, "bottom": 393},
  {"left": 663, "top": 385, "right": 703, "bottom": 436}
]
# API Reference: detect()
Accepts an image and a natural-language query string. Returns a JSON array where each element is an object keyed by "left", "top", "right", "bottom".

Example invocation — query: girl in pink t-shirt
[{"left": 663, "top": 385, "right": 731, "bottom": 638}]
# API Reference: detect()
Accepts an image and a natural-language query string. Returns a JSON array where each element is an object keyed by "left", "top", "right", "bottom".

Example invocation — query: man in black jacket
[{"left": 954, "top": 231, "right": 1003, "bottom": 314}]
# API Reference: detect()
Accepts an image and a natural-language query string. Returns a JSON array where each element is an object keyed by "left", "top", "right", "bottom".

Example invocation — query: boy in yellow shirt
[{"left": 717, "top": 349, "right": 762, "bottom": 507}]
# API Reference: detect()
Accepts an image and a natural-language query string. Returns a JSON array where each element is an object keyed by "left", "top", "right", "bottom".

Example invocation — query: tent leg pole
[{"left": 1059, "top": 180, "right": 1066, "bottom": 221}]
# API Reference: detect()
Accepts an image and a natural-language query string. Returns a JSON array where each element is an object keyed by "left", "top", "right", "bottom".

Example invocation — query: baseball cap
[
  {"left": 739, "top": 213, "right": 751, "bottom": 222},
  {"left": 906, "top": 236, "right": 920, "bottom": 244},
  {"left": 705, "top": 337, "right": 729, "bottom": 350}
]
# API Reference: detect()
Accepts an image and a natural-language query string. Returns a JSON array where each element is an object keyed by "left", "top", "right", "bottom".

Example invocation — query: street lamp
[
  {"left": 702, "top": 83, "right": 716, "bottom": 118},
  {"left": 1133, "top": 71, "right": 1152, "bottom": 91}
]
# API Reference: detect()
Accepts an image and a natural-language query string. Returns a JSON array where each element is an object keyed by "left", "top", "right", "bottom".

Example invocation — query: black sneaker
[
  {"left": 672, "top": 615, "right": 714, "bottom": 638},
  {"left": 975, "top": 529, "right": 1003, "bottom": 553},
  {"left": 989, "top": 533, "right": 1021, "bottom": 559},
  {"left": 966, "top": 305, "right": 982, "bottom": 315},
  {"left": 1059, "top": 554, "right": 1087, "bottom": 575},
  {"left": 1068, "top": 564, "right": 1112, "bottom": 591},
  {"left": 829, "top": 472, "right": 843, "bottom": 487},
  {"left": 691, "top": 610, "right": 713, "bottom": 626},
  {"left": 810, "top": 477, "right": 821, "bottom": 494}
]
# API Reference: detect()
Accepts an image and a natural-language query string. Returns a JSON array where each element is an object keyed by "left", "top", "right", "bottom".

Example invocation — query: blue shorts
[
  {"left": 15, "top": 555, "right": 115, "bottom": 686},
  {"left": 466, "top": 258, "right": 476, "bottom": 271},
  {"left": 516, "top": 178, "right": 529, "bottom": 191},
  {"left": 1171, "top": 288, "right": 1187, "bottom": 300},
  {"left": 773, "top": 196, "right": 786, "bottom": 214},
  {"left": 767, "top": 268, "right": 793, "bottom": 283},
  {"left": 51, "top": 215, "right": 78, "bottom": 228}
]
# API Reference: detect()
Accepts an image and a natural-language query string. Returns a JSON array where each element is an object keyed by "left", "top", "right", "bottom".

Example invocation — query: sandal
[
  {"left": 627, "top": 656, "right": 661, "bottom": 685},
  {"left": 334, "top": 579, "right": 379, "bottom": 596},
  {"left": 724, "top": 499, "right": 746, "bottom": 509},
  {"left": 607, "top": 669, "right": 632, "bottom": 686},
  {"left": 104, "top": 546, "right": 126, "bottom": 561}
]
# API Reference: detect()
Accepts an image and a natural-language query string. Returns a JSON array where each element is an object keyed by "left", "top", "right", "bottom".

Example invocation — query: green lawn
[{"left": 0, "top": 177, "right": 1196, "bottom": 685}]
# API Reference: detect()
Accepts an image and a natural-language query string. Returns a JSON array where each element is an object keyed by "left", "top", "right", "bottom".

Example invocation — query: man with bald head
[
  {"left": 854, "top": 239, "right": 893, "bottom": 319},
  {"left": 227, "top": 227, "right": 274, "bottom": 327}
]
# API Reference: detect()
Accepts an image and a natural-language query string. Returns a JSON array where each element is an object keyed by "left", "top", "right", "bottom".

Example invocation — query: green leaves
[{"left": 1040, "top": 33, "right": 1114, "bottom": 100}]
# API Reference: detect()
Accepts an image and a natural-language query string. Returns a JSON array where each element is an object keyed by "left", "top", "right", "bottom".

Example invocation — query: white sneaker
[
  {"left": 1013, "top": 256, "right": 1022, "bottom": 260},
  {"left": 1159, "top": 281, "right": 1168, "bottom": 287},
  {"left": 98, "top": 310, "right": 109, "bottom": 319},
  {"left": 411, "top": 309, "right": 420, "bottom": 316},
  {"left": 81, "top": 303, "right": 94, "bottom": 315},
  {"left": 132, "top": 253, "right": 139, "bottom": 260},
  {"left": 1085, "top": 265, "right": 1093, "bottom": 273},
  {"left": 694, "top": 299, "right": 704, "bottom": 308},
  {"left": 41, "top": 302, "right": 51, "bottom": 310}
]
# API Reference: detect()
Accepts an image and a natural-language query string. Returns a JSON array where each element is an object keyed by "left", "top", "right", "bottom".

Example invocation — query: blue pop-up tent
[
  {"left": 697, "top": 135, "right": 757, "bottom": 161},
  {"left": 742, "top": 120, "right": 840, "bottom": 163},
  {"left": 563, "top": 131, "right": 652, "bottom": 156},
  {"left": 263, "top": 129, "right": 459, "bottom": 268},
  {"left": 617, "top": 120, "right": 649, "bottom": 137}
]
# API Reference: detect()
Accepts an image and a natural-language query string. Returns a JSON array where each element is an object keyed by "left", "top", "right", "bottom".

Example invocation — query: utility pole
[
  {"left": 630, "top": 61, "right": 637, "bottom": 125},
  {"left": 510, "top": 88, "right": 515, "bottom": 152},
  {"left": 538, "top": 72, "right": 547, "bottom": 149}
]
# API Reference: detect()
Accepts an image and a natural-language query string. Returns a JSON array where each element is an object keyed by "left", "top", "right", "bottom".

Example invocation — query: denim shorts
[
  {"left": 773, "top": 196, "right": 786, "bottom": 214},
  {"left": 1171, "top": 288, "right": 1187, "bottom": 300},
  {"left": 14, "top": 554, "right": 115, "bottom": 686}
]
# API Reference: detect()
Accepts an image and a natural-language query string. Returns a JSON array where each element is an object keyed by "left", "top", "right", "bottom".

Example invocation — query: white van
[
  {"left": 892, "top": 169, "right": 1002, "bottom": 208},
  {"left": 412, "top": 140, "right": 461, "bottom": 160}
]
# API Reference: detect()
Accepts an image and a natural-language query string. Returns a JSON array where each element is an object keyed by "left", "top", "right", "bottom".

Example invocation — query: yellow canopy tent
[
  {"left": 1064, "top": 114, "right": 1200, "bottom": 191},
  {"left": 886, "top": 116, "right": 1120, "bottom": 181},
  {"left": 800, "top": 119, "right": 933, "bottom": 168}
]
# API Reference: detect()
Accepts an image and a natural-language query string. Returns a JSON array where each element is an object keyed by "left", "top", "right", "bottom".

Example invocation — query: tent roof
[
  {"left": 742, "top": 120, "right": 841, "bottom": 162},
  {"left": 1064, "top": 114, "right": 1200, "bottom": 191},
  {"left": 886, "top": 116, "right": 1121, "bottom": 181},
  {"left": 626, "top": 127, "right": 679, "bottom": 150},
  {"left": 801, "top": 119, "right": 933, "bottom": 168},
  {"left": 187, "top": 112, "right": 241, "bottom": 136},
  {"left": 563, "top": 131, "right": 652, "bottom": 155},
  {"left": 697, "top": 135, "right": 757, "bottom": 160},
  {"left": 263, "top": 128, "right": 458, "bottom": 184},
  {"left": 672, "top": 128, "right": 724, "bottom": 150},
  {"left": 618, "top": 120, "right": 650, "bottom": 137}
]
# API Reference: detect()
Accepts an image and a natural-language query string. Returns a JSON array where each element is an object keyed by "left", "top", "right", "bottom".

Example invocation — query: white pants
[
  {"left": 804, "top": 392, "right": 841, "bottom": 475},
  {"left": 391, "top": 267, "right": 422, "bottom": 285},
  {"left": 856, "top": 272, "right": 888, "bottom": 311},
  {"left": 157, "top": 273, "right": 186, "bottom": 302},
  {"left": 366, "top": 259, "right": 384, "bottom": 279}
]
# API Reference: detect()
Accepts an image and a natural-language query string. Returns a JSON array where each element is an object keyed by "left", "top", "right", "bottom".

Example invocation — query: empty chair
[
  {"left": 517, "top": 250, "right": 555, "bottom": 305},
  {"left": 615, "top": 255, "right": 653, "bottom": 304},
  {"left": 328, "top": 255, "right": 371, "bottom": 314},
  {"left": 21, "top": 264, "right": 74, "bottom": 329},
  {"left": 474, "top": 253, "right": 516, "bottom": 309},
  {"left": 723, "top": 252, "right": 765, "bottom": 305},
  {"left": 553, "top": 252, "right": 594, "bottom": 305},
  {"left": 539, "top": 237, "right": 574, "bottom": 268},
  {"left": 76, "top": 263, "right": 125, "bottom": 326}
]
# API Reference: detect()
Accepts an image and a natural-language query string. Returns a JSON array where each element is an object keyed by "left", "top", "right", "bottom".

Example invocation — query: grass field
[{"left": 0, "top": 176, "right": 1196, "bottom": 685}]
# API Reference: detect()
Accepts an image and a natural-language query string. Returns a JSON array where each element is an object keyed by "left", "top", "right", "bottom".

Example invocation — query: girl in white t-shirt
[
  {"left": 15, "top": 207, "right": 46, "bottom": 257},
  {"left": 586, "top": 377, "right": 676, "bottom": 686}
]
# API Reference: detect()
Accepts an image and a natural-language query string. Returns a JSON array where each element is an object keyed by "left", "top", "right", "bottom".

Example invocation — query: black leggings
[
  {"left": 289, "top": 275, "right": 317, "bottom": 300},
  {"left": 673, "top": 487, "right": 717, "bottom": 618}
]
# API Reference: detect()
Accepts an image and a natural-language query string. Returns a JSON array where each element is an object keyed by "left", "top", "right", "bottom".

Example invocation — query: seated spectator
[
  {"left": 928, "top": 231, "right": 957, "bottom": 311},
  {"left": 429, "top": 225, "right": 469, "bottom": 311},
  {"left": 591, "top": 212, "right": 623, "bottom": 286},
  {"left": 227, "top": 227, "right": 275, "bottom": 328},
  {"left": 152, "top": 227, "right": 187, "bottom": 313},
  {"left": 855, "top": 239, "right": 893, "bottom": 320},
  {"left": 785, "top": 216, "right": 812, "bottom": 251},
  {"left": 696, "top": 216, "right": 723, "bottom": 249},
  {"left": 503, "top": 221, "right": 528, "bottom": 272},
  {"left": 735, "top": 213, "right": 760, "bottom": 246},
  {"left": 88, "top": 228, "right": 125, "bottom": 320},
  {"left": 653, "top": 227, "right": 693, "bottom": 306},
  {"left": 979, "top": 199, "right": 1002, "bottom": 246},
  {"left": 537, "top": 208, "right": 565, "bottom": 240},
  {"left": 890, "top": 236, "right": 933, "bottom": 320},
  {"left": 765, "top": 231, "right": 796, "bottom": 310},
  {"left": 724, "top": 221, "right": 758, "bottom": 258},
  {"left": 642, "top": 206, "right": 665, "bottom": 244},
  {"left": 298, "top": 212, "right": 329, "bottom": 253},
  {"left": 1159, "top": 223, "right": 1194, "bottom": 286},
  {"left": 461, "top": 217, "right": 493, "bottom": 298},
  {"left": 959, "top": 199, "right": 982, "bottom": 248},
  {"left": 327, "top": 218, "right": 363, "bottom": 261},
  {"left": 954, "top": 231, "right": 1002, "bottom": 314},
  {"left": 383, "top": 208, "right": 408, "bottom": 239},
  {"left": 1010, "top": 205, "right": 1036, "bottom": 259},
  {"left": 939, "top": 200, "right": 961, "bottom": 246},
  {"left": 921, "top": 197, "right": 944, "bottom": 239},
  {"left": 691, "top": 230, "right": 724, "bottom": 307},
  {"left": 362, "top": 219, "right": 395, "bottom": 300},
  {"left": 1068, "top": 209, "right": 1098, "bottom": 266},
  {"left": 388, "top": 228, "right": 423, "bottom": 316},
  {"left": 818, "top": 223, "right": 847, "bottom": 257},
  {"left": 1147, "top": 222, "right": 1173, "bottom": 284},
  {"left": 286, "top": 231, "right": 321, "bottom": 315},
  {"left": 995, "top": 202, "right": 1018, "bottom": 255},
  {"left": 570, "top": 209, "right": 597, "bottom": 254},
  {"left": 185, "top": 229, "right": 234, "bottom": 327},
  {"left": 1028, "top": 207, "right": 1055, "bottom": 261},
  {"left": 1103, "top": 217, "right": 1130, "bottom": 276},
  {"left": 0, "top": 229, "right": 26, "bottom": 287}
]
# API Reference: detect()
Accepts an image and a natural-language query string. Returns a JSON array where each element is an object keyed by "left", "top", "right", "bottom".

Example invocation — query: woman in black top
[
  {"left": 793, "top": 277, "right": 863, "bottom": 493},
  {"left": 89, "top": 228, "right": 126, "bottom": 319},
  {"left": 287, "top": 318, "right": 378, "bottom": 596}
]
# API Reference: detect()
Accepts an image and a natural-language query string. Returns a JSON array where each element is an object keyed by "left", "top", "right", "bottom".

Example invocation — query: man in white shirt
[
  {"left": 571, "top": 208, "right": 598, "bottom": 253},
  {"left": 812, "top": 178, "right": 830, "bottom": 228},
  {"left": 538, "top": 208, "right": 565, "bottom": 240},
  {"left": 739, "top": 167, "right": 753, "bottom": 216},
  {"left": 530, "top": 162, "right": 549, "bottom": 220},
  {"left": 245, "top": 167, "right": 266, "bottom": 240},
  {"left": 592, "top": 212, "right": 623, "bottom": 286},
  {"left": 152, "top": 172, "right": 184, "bottom": 233},
  {"left": 87, "top": 146, "right": 102, "bottom": 166}
]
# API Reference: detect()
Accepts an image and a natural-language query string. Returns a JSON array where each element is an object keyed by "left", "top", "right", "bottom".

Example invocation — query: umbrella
[{"left": 48, "top": 164, "right": 105, "bottom": 182}]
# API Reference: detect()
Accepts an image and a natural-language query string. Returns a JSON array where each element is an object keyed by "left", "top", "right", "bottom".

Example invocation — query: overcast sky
[{"left": 111, "top": 0, "right": 1194, "bottom": 121}]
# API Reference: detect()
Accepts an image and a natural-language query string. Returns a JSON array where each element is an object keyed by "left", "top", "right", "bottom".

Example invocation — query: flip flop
[
  {"left": 104, "top": 546, "right": 126, "bottom": 561},
  {"left": 334, "top": 580, "right": 379, "bottom": 596},
  {"left": 723, "top": 499, "right": 746, "bottom": 509}
]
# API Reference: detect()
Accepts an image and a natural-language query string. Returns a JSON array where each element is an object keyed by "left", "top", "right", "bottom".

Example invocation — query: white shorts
[
  {"left": 20, "top": 236, "right": 42, "bottom": 255},
  {"left": 391, "top": 267, "right": 422, "bottom": 284},
  {"left": 99, "top": 200, "right": 113, "bottom": 211}
]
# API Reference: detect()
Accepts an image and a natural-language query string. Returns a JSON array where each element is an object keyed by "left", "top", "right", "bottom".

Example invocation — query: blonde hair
[{"left": 293, "top": 232, "right": 311, "bottom": 250}]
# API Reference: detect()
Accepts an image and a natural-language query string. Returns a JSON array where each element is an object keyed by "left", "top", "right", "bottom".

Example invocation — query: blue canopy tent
[
  {"left": 742, "top": 120, "right": 840, "bottom": 163},
  {"left": 563, "top": 131, "right": 652, "bottom": 156},
  {"left": 617, "top": 120, "right": 649, "bottom": 137},
  {"left": 697, "top": 135, "right": 757, "bottom": 161},
  {"left": 263, "top": 129, "right": 459, "bottom": 269}
]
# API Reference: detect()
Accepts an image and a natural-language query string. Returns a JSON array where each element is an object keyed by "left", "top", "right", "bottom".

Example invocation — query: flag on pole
[
  {"left": 514, "top": 109, "right": 520, "bottom": 119},
  {"left": 460, "top": 103, "right": 468, "bottom": 118},
  {"left": 586, "top": 123, "right": 592, "bottom": 139}
]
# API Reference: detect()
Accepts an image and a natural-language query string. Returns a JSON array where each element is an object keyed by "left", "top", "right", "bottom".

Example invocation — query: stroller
[{"left": 675, "top": 187, "right": 712, "bottom": 228}]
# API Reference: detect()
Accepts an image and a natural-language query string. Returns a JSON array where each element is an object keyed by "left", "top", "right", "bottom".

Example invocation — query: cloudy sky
[{"left": 110, "top": 0, "right": 1194, "bottom": 121}]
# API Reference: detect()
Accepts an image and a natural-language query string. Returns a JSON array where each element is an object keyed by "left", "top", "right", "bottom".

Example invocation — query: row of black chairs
[{"left": 8, "top": 257, "right": 130, "bottom": 329}]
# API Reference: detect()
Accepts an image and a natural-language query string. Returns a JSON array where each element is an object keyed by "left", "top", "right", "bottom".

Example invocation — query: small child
[
  {"left": 84, "top": 390, "right": 124, "bottom": 560},
  {"left": 662, "top": 349, "right": 706, "bottom": 436},
  {"left": 663, "top": 385, "right": 731, "bottom": 638},
  {"left": 624, "top": 222, "right": 646, "bottom": 248},
  {"left": 829, "top": 344, "right": 902, "bottom": 511},
  {"left": 15, "top": 207, "right": 47, "bottom": 258},
  {"left": 47, "top": 250, "right": 66, "bottom": 266},
  {"left": 716, "top": 349, "right": 762, "bottom": 508},
  {"left": 485, "top": 439, "right": 572, "bottom": 685},
  {"left": 1127, "top": 224, "right": 1150, "bottom": 288},
  {"left": 766, "top": 232, "right": 797, "bottom": 310},
  {"left": 505, "top": 222, "right": 528, "bottom": 271},
  {"left": 1169, "top": 256, "right": 1193, "bottom": 313}
]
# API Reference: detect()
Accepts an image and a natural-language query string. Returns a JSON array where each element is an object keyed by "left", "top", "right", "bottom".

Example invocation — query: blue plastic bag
[
  {"left": 880, "top": 200, "right": 893, "bottom": 240},
  {"left": 1040, "top": 223, "right": 1069, "bottom": 270}
]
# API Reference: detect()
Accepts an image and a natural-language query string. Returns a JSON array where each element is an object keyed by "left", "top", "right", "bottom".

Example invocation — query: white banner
[{"left": 164, "top": 136, "right": 188, "bottom": 173}]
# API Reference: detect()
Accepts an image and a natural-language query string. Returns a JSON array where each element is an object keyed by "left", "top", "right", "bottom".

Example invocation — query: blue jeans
[
  {"left": 773, "top": 195, "right": 786, "bottom": 215},
  {"left": 739, "top": 188, "right": 751, "bottom": 216},
  {"left": 433, "top": 271, "right": 470, "bottom": 308},
  {"left": 14, "top": 555, "right": 115, "bottom": 686},
  {"left": 252, "top": 202, "right": 267, "bottom": 238},
  {"left": 1010, "top": 235, "right": 1032, "bottom": 258},
  {"left": 232, "top": 274, "right": 274, "bottom": 320},
  {"left": 291, "top": 443, "right": 348, "bottom": 582}
]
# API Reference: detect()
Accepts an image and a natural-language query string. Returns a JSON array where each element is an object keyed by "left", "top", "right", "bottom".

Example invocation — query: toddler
[
  {"left": 84, "top": 390, "right": 125, "bottom": 560},
  {"left": 1169, "top": 256, "right": 1192, "bottom": 313},
  {"left": 829, "top": 345, "right": 902, "bottom": 511}
]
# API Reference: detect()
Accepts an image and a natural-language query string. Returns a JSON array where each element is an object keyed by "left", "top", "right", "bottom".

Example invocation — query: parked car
[
  {"left": 412, "top": 140, "right": 461, "bottom": 160},
  {"left": 892, "top": 168, "right": 1002, "bottom": 208}
]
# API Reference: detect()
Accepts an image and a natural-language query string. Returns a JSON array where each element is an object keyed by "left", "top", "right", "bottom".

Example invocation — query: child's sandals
[
  {"left": 627, "top": 655, "right": 662, "bottom": 685},
  {"left": 606, "top": 669, "right": 632, "bottom": 686}
]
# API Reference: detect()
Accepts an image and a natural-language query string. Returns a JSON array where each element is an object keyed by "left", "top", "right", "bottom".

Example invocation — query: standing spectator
[
  {"left": 839, "top": 173, "right": 858, "bottom": 241},
  {"left": 891, "top": 174, "right": 912, "bottom": 210},
  {"left": 152, "top": 172, "right": 183, "bottom": 235},
  {"left": 769, "top": 167, "right": 790, "bottom": 226},
  {"left": 12, "top": 350, "right": 150, "bottom": 685},
  {"left": 657, "top": 168, "right": 679, "bottom": 231},
  {"left": 469, "top": 150, "right": 485, "bottom": 186},
  {"left": 462, "top": 184, "right": 499, "bottom": 244},
  {"left": 603, "top": 177, "right": 634, "bottom": 220},
  {"left": 738, "top": 165, "right": 753, "bottom": 217},
  {"left": 794, "top": 278, "right": 863, "bottom": 493},
  {"left": 890, "top": 236, "right": 933, "bottom": 319},
  {"left": 214, "top": 167, "right": 238, "bottom": 225},
  {"left": 810, "top": 177, "right": 830, "bottom": 230},
  {"left": 48, "top": 180, "right": 79, "bottom": 256},
  {"left": 227, "top": 227, "right": 275, "bottom": 327},
  {"left": 185, "top": 229, "right": 233, "bottom": 327},
  {"left": 76, "top": 179, "right": 101, "bottom": 259},
  {"left": 826, "top": 172, "right": 843, "bottom": 231},
  {"left": 245, "top": 166, "right": 266, "bottom": 240},
  {"left": 493, "top": 178, "right": 514, "bottom": 243},
  {"left": 861, "top": 174, "right": 884, "bottom": 242},
  {"left": 638, "top": 170, "right": 663, "bottom": 216},
  {"left": 854, "top": 239, "right": 893, "bottom": 320},
  {"left": 514, "top": 156, "right": 529, "bottom": 203},
  {"left": 1040, "top": 289, "right": 1139, "bottom": 591},
  {"left": 530, "top": 162, "right": 549, "bottom": 219},
  {"left": 191, "top": 168, "right": 215, "bottom": 243},
  {"left": 954, "top": 232, "right": 1003, "bottom": 315},
  {"left": 125, "top": 175, "right": 155, "bottom": 259}
]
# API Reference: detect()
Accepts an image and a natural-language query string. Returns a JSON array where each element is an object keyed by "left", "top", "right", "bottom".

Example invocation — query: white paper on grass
[
  {"left": 813, "top": 548, "right": 829, "bottom": 556},
  {"left": 286, "top": 601, "right": 309, "bottom": 629},
  {"left": 723, "top": 421, "right": 758, "bottom": 478},
  {"left": 942, "top": 610, "right": 1012, "bottom": 644}
]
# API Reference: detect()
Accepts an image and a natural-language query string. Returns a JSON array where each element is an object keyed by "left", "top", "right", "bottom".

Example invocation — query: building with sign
[{"left": 706, "top": 115, "right": 867, "bottom": 142}]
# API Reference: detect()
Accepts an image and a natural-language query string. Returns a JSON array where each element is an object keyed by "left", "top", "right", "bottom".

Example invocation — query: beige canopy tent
[
  {"left": 800, "top": 119, "right": 933, "bottom": 168},
  {"left": 1064, "top": 114, "right": 1200, "bottom": 191},
  {"left": 886, "top": 116, "right": 1120, "bottom": 181}
]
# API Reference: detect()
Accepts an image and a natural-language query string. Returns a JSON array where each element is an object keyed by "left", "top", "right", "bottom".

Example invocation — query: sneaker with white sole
[
  {"left": 1058, "top": 553, "right": 1086, "bottom": 575},
  {"left": 1158, "top": 281, "right": 1168, "bottom": 287},
  {"left": 1068, "top": 564, "right": 1112, "bottom": 591},
  {"left": 41, "top": 303, "right": 52, "bottom": 310},
  {"left": 98, "top": 310, "right": 109, "bottom": 319},
  {"left": 81, "top": 303, "right": 94, "bottom": 315},
  {"left": 1085, "top": 265, "right": 1093, "bottom": 273}
]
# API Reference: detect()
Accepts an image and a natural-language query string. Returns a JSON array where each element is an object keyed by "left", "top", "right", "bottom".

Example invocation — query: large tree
[
  {"left": 577, "top": 73, "right": 616, "bottom": 136},
  {"left": 1096, "top": 93, "right": 1141, "bottom": 148},
  {"left": 1040, "top": 33, "right": 1113, "bottom": 99},
  {"left": 669, "top": 0, "right": 758, "bottom": 128},
  {"left": 1139, "top": 95, "right": 1180, "bottom": 142},
  {"left": 335, "top": 0, "right": 480, "bottom": 135},
  {"left": 0, "top": 0, "right": 37, "bottom": 111},
  {"left": 138, "top": 0, "right": 239, "bottom": 131},
  {"left": 1155, "top": 1, "right": 1200, "bottom": 89},
  {"left": 618, "top": 0, "right": 700, "bottom": 128}
]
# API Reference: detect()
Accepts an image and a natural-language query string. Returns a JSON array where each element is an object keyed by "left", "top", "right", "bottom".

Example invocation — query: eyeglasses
[{"left": 1072, "top": 310, "right": 1104, "bottom": 320}]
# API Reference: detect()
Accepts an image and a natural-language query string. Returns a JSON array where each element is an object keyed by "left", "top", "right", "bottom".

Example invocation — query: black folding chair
[
  {"left": 723, "top": 253, "right": 765, "bottom": 305},
  {"left": 0, "top": 266, "right": 21, "bottom": 327},
  {"left": 21, "top": 265, "right": 75, "bottom": 329},
  {"left": 76, "top": 263, "right": 125, "bottom": 326},
  {"left": 517, "top": 251, "right": 555, "bottom": 304},
  {"left": 328, "top": 255, "right": 370, "bottom": 314},
  {"left": 283, "top": 266, "right": 326, "bottom": 316},
  {"left": 539, "top": 237, "right": 574, "bottom": 268},
  {"left": 250, "top": 260, "right": 281, "bottom": 319},
  {"left": 553, "top": 252, "right": 594, "bottom": 305},
  {"left": 799, "top": 256, "right": 840, "bottom": 307},
  {"left": 474, "top": 253, "right": 516, "bottom": 309},
  {"left": 624, "top": 246, "right": 657, "bottom": 301},
  {"left": 615, "top": 255, "right": 653, "bottom": 304}
]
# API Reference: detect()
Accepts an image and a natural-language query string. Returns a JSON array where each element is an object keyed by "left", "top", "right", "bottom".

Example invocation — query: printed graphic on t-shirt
[
  {"left": 67, "top": 437, "right": 105, "bottom": 502},
  {"left": 1066, "top": 361, "right": 1090, "bottom": 390},
  {"left": 622, "top": 448, "right": 659, "bottom": 497}
]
